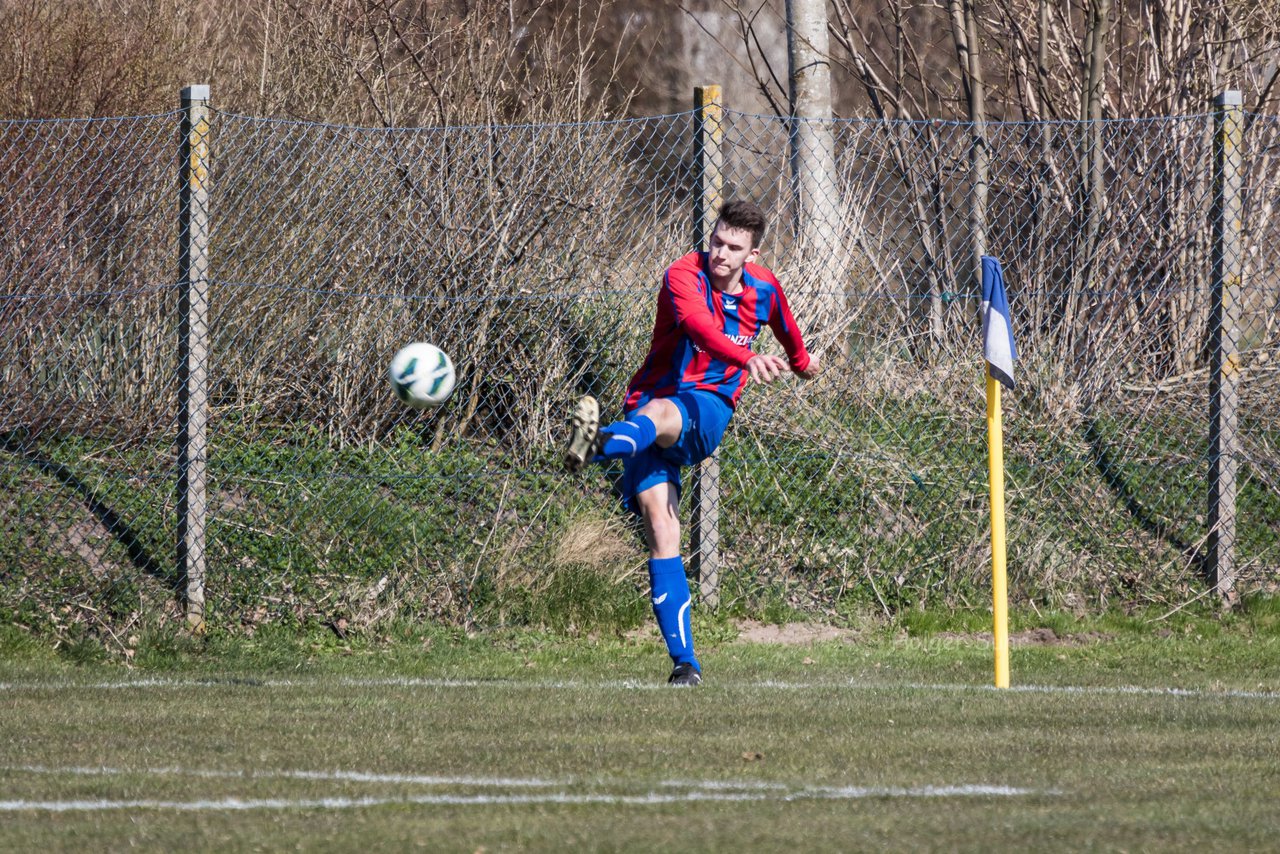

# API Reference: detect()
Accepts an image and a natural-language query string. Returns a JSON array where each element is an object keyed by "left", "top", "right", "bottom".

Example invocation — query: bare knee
[{"left": 634, "top": 399, "right": 683, "bottom": 448}]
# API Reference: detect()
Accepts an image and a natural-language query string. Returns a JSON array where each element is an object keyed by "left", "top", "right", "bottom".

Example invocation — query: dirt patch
[
  {"left": 625, "top": 620, "right": 859, "bottom": 645},
  {"left": 935, "top": 627, "right": 1112, "bottom": 646},
  {"left": 56, "top": 516, "right": 112, "bottom": 575},
  {"left": 625, "top": 621, "right": 1109, "bottom": 647},
  {"left": 624, "top": 623, "right": 661, "bottom": 643},
  {"left": 732, "top": 619, "right": 857, "bottom": 645},
  {"left": 1020, "top": 627, "right": 1069, "bottom": 645},
  {"left": 217, "top": 487, "right": 252, "bottom": 513}
]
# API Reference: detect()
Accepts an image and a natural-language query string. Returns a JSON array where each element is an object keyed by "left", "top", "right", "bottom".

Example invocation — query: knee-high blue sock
[
  {"left": 648, "top": 556, "right": 698, "bottom": 669},
  {"left": 598, "top": 415, "right": 658, "bottom": 460}
]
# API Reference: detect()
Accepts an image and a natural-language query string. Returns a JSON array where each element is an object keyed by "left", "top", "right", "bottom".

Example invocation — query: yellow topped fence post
[
  {"left": 1207, "top": 90, "right": 1243, "bottom": 610},
  {"left": 178, "top": 85, "right": 212, "bottom": 632},
  {"left": 690, "top": 85, "right": 724, "bottom": 610}
]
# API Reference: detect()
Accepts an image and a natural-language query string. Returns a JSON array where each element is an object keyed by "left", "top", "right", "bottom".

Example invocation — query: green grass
[
  {"left": 2, "top": 612, "right": 1279, "bottom": 852},
  {"left": 5, "top": 395, "right": 1280, "bottom": 638}
]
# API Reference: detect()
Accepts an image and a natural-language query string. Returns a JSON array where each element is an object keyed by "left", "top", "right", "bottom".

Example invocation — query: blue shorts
[{"left": 620, "top": 390, "right": 734, "bottom": 516}]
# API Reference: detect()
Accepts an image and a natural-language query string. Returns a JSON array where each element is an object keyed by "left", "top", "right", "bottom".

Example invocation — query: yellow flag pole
[{"left": 986, "top": 372, "right": 1010, "bottom": 688}]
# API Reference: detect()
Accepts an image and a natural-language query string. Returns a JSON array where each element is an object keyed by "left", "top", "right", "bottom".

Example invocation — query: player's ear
[{"left": 747, "top": 246, "right": 761, "bottom": 263}]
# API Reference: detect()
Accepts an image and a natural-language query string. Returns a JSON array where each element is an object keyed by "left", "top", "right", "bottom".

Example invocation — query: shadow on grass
[
  {"left": 0, "top": 428, "right": 180, "bottom": 593},
  {"left": 1082, "top": 418, "right": 1206, "bottom": 581}
]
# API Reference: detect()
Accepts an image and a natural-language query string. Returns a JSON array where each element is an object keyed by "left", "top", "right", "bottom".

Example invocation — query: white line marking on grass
[
  {"left": 659, "top": 778, "right": 789, "bottom": 791},
  {"left": 13, "top": 764, "right": 1045, "bottom": 799},
  {"left": 0, "top": 764, "right": 1048, "bottom": 812},
  {"left": 0, "top": 786, "right": 1048, "bottom": 813},
  {"left": 8, "top": 764, "right": 563, "bottom": 789},
  {"left": 1, "top": 675, "right": 1275, "bottom": 701},
  {"left": 0, "top": 793, "right": 780, "bottom": 812},
  {"left": 900, "top": 682, "right": 1280, "bottom": 701}
]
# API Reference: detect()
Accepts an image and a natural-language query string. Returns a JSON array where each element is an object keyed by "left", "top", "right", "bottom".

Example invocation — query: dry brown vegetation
[
  {"left": 0, "top": 0, "right": 636, "bottom": 122},
  {"left": 3, "top": 2, "right": 1279, "bottom": 638},
  {"left": 6, "top": 1, "right": 1280, "bottom": 123},
  {"left": 712, "top": 0, "right": 1280, "bottom": 120}
]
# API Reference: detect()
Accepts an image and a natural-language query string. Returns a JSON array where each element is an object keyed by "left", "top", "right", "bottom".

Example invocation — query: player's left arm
[{"left": 767, "top": 283, "right": 820, "bottom": 380}]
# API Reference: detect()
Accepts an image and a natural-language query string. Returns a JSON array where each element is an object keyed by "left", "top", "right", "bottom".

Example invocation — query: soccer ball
[{"left": 389, "top": 342, "right": 456, "bottom": 408}]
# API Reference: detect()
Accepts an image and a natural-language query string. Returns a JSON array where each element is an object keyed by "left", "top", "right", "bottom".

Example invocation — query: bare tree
[
  {"left": 0, "top": 0, "right": 198, "bottom": 117},
  {"left": 718, "top": 0, "right": 1280, "bottom": 376}
]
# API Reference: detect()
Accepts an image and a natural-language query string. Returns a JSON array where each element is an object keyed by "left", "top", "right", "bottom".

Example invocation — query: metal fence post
[
  {"left": 691, "top": 85, "right": 723, "bottom": 609},
  {"left": 1207, "top": 89, "right": 1242, "bottom": 609},
  {"left": 178, "top": 84, "right": 212, "bottom": 631}
]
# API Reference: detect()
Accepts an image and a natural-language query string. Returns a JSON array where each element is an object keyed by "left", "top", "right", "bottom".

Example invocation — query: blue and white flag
[{"left": 981, "top": 255, "right": 1017, "bottom": 389}]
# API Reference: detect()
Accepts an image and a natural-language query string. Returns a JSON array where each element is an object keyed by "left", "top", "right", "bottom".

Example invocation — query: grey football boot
[{"left": 564, "top": 395, "right": 602, "bottom": 472}]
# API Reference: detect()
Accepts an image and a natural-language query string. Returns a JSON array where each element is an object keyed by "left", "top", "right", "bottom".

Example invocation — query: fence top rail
[
  {"left": 212, "top": 108, "right": 697, "bottom": 134},
  {"left": 725, "top": 109, "right": 1244, "bottom": 128},
  {"left": 1, "top": 106, "right": 1266, "bottom": 132},
  {"left": 0, "top": 110, "right": 182, "bottom": 127},
  {"left": 213, "top": 108, "right": 1239, "bottom": 132}
]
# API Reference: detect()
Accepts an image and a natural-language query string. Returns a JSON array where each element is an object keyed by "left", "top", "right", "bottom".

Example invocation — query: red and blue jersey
[{"left": 624, "top": 251, "right": 812, "bottom": 411}]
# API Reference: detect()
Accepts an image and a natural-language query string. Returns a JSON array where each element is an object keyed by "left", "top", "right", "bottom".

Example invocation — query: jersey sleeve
[
  {"left": 664, "top": 262, "right": 756, "bottom": 369},
  {"left": 767, "top": 282, "right": 812, "bottom": 374}
]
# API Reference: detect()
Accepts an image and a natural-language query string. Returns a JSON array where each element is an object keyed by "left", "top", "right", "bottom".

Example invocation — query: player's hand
[
  {"left": 794, "top": 353, "right": 822, "bottom": 381},
  {"left": 744, "top": 354, "right": 788, "bottom": 384}
]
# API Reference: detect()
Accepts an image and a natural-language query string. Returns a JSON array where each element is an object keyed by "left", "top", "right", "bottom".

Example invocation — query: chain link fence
[{"left": 2, "top": 92, "right": 1277, "bottom": 641}]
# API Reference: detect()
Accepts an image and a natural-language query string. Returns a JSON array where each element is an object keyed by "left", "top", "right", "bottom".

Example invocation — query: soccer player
[{"left": 563, "top": 199, "right": 820, "bottom": 686}]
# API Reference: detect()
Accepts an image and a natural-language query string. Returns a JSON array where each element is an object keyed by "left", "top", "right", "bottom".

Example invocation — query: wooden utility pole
[{"left": 786, "top": 0, "right": 840, "bottom": 327}]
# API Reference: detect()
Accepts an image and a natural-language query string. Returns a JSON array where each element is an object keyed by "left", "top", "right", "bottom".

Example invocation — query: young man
[{"left": 563, "top": 199, "right": 820, "bottom": 686}]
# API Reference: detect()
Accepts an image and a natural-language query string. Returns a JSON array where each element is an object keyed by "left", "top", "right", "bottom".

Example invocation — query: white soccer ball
[{"left": 389, "top": 342, "right": 456, "bottom": 408}]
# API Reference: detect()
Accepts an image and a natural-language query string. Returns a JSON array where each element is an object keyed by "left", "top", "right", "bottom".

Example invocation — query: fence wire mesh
[{"left": 2, "top": 102, "right": 1277, "bottom": 640}]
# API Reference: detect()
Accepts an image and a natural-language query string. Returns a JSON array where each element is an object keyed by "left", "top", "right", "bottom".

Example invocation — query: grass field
[{"left": 2, "top": 611, "right": 1279, "bottom": 852}]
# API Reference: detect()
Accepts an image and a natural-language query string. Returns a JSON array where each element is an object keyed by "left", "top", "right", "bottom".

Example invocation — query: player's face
[{"left": 707, "top": 223, "right": 760, "bottom": 288}]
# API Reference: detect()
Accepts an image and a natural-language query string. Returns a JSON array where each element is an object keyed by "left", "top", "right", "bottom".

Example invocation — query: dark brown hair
[{"left": 716, "top": 199, "right": 767, "bottom": 248}]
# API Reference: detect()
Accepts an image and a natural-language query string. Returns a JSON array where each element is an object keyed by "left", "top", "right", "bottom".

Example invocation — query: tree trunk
[
  {"left": 949, "top": 0, "right": 988, "bottom": 342},
  {"left": 786, "top": 0, "right": 842, "bottom": 345}
]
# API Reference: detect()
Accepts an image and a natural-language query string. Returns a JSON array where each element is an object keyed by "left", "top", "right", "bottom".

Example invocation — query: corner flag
[
  {"left": 981, "top": 256, "right": 1017, "bottom": 389},
  {"left": 981, "top": 255, "right": 1016, "bottom": 689}
]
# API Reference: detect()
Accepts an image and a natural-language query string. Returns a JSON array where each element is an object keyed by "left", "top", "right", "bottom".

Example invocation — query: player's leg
[
  {"left": 624, "top": 391, "right": 732, "bottom": 684},
  {"left": 575, "top": 390, "right": 729, "bottom": 684},
  {"left": 635, "top": 482, "right": 701, "bottom": 685},
  {"left": 603, "top": 397, "right": 682, "bottom": 454},
  {"left": 564, "top": 396, "right": 682, "bottom": 472}
]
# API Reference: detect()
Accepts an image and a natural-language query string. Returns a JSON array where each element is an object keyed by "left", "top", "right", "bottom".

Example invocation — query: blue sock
[
  {"left": 648, "top": 556, "right": 698, "bottom": 669},
  {"left": 598, "top": 415, "right": 658, "bottom": 460}
]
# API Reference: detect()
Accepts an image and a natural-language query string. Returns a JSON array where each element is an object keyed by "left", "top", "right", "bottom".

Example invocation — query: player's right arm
[
  {"left": 792, "top": 353, "right": 821, "bottom": 380},
  {"left": 661, "top": 256, "right": 757, "bottom": 369},
  {"left": 763, "top": 279, "right": 815, "bottom": 378}
]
